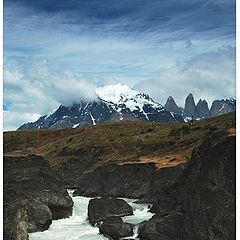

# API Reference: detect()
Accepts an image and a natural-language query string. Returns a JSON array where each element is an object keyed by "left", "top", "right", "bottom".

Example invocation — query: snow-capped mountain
[
  {"left": 18, "top": 84, "right": 184, "bottom": 130},
  {"left": 96, "top": 84, "right": 162, "bottom": 112}
]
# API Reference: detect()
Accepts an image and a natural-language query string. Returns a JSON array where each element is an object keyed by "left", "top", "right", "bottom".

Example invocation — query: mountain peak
[
  {"left": 164, "top": 96, "right": 182, "bottom": 115},
  {"left": 96, "top": 83, "right": 162, "bottom": 112},
  {"left": 18, "top": 84, "right": 183, "bottom": 130},
  {"left": 187, "top": 93, "right": 194, "bottom": 98},
  {"left": 96, "top": 84, "right": 138, "bottom": 104}
]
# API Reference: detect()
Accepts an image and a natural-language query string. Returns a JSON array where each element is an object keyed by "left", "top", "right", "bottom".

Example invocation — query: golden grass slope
[{"left": 4, "top": 113, "right": 235, "bottom": 170}]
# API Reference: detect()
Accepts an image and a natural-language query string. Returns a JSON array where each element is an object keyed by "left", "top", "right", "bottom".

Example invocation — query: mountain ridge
[
  {"left": 18, "top": 84, "right": 183, "bottom": 130},
  {"left": 164, "top": 94, "right": 235, "bottom": 121},
  {"left": 17, "top": 84, "right": 236, "bottom": 130}
]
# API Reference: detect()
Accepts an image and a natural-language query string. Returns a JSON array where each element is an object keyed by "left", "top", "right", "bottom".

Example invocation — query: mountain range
[
  {"left": 18, "top": 83, "right": 236, "bottom": 130},
  {"left": 165, "top": 93, "right": 236, "bottom": 120}
]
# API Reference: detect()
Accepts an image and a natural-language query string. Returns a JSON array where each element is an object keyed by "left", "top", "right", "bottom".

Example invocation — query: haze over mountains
[{"left": 18, "top": 84, "right": 236, "bottom": 130}]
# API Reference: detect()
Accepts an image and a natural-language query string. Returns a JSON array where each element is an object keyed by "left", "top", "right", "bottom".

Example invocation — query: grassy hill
[{"left": 4, "top": 113, "right": 236, "bottom": 171}]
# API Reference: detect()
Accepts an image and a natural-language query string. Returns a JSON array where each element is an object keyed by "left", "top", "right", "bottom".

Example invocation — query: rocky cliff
[{"left": 140, "top": 131, "right": 235, "bottom": 240}]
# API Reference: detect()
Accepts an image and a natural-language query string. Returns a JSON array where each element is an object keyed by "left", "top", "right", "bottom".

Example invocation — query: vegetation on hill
[{"left": 4, "top": 113, "right": 235, "bottom": 171}]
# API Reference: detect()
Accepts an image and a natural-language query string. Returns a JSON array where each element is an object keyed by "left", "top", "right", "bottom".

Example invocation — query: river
[{"left": 29, "top": 191, "right": 154, "bottom": 240}]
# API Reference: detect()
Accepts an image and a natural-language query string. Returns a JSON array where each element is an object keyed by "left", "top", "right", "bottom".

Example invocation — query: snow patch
[
  {"left": 89, "top": 112, "right": 96, "bottom": 125},
  {"left": 218, "top": 103, "right": 226, "bottom": 112}
]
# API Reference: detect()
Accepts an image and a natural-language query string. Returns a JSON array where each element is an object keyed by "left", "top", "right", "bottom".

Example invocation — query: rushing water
[{"left": 29, "top": 191, "right": 154, "bottom": 240}]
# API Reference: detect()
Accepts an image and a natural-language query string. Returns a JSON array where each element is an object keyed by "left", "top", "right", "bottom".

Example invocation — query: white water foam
[
  {"left": 29, "top": 192, "right": 154, "bottom": 240},
  {"left": 29, "top": 191, "right": 107, "bottom": 240}
]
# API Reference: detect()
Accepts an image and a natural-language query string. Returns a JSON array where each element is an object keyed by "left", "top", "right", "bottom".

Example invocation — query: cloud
[
  {"left": 134, "top": 46, "right": 236, "bottom": 107},
  {"left": 3, "top": 61, "right": 98, "bottom": 130}
]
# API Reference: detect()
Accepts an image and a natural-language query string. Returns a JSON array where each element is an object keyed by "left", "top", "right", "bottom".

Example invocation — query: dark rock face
[
  {"left": 99, "top": 217, "right": 133, "bottom": 240},
  {"left": 26, "top": 198, "right": 52, "bottom": 233},
  {"left": 73, "top": 163, "right": 157, "bottom": 199},
  {"left": 140, "top": 133, "right": 235, "bottom": 240},
  {"left": 183, "top": 93, "right": 196, "bottom": 119},
  {"left": 196, "top": 99, "right": 209, "bottom": 119},
  {"left": 164, "top": 96, "right": 182, "bottom": 115},
  {"left": 210, "top": 99, "right": 236, "bottom": 117},
  {"left": 4, "top": 155, "right": 73, "bottom": 239},
  {"left": 88, "top": 197, "right": 133, "bottom": 226},
  {"left": 72, "top": 163, "right": 185, "bottom": 201},
  {"left": 180, "top": 134, "right": 235, "bottom": 239},
  {"left": 4, "top": 199, "right": 29, "bottom": 240},
  {"left": 139, "top": 208, "right": 183, "bottom": 240}
]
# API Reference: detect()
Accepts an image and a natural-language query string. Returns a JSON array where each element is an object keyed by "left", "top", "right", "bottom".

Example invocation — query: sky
[{"left": 3, "top": 0, "right": 236, "bottom": 130}]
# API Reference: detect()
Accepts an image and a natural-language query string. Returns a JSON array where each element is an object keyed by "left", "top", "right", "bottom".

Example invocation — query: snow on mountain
[
  {"left": 17, "top": 84, "right": 184, "bottom": 130},
  {"left": 96, "top": 83, "right": 162, "bottom": 112}
]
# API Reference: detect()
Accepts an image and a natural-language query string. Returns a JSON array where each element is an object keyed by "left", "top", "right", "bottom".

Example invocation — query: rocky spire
[
  {"left": 196, "top": 99, "right": 209, "bottom": 119},
  {"left": 164, "top": 96, "right": 182, "bottom": 115},
  {"left": 183, "top": 93, "right": 196, "bottom": 119}
]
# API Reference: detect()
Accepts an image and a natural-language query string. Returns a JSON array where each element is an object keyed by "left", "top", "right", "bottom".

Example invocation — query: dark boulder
[
  {"left": 4, "top": 199, "right": 29, "bottom": 240},
  {"left": 99, "top": 217, "right": 133, "bottom": 240},
  {"left": 4, "top": 154, "right": 73, "bottom": 239},
  {"left": 26, "top": 198, "right": 52, "bottom": 233},
  {"left": 88, "top": 197, "right": 133, "bottom": 225},
  {"left": 139, "top": 208, "right": 183, "bottom": 240}
]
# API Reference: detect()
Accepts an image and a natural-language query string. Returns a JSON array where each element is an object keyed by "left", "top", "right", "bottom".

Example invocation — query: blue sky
[{"left": 3, "top": 0, "right": 236, "bottom": 130}]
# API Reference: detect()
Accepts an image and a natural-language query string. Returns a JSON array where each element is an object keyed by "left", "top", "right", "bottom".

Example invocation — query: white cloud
[
  {"left": 135, "top": 46, "right": 236, "bottom": 107},
  {"left": 3, "top": 61, "right": 98, "bottom": 130}
]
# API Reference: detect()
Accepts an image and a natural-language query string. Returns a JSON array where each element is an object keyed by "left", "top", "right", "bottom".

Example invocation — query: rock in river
[
  {"left": 99, "top": 217, "right": 133, "bottom": 240},
  {"left": 88, "top": 197, "right": 133, "bottom": 226}
]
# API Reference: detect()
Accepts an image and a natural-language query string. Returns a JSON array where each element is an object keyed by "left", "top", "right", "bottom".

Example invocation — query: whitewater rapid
[{"left": 29, "top": 191, "right": 154, "bottom": 240}]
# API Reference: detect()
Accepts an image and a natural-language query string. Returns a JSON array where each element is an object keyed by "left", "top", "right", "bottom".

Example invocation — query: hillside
[{"left": 4, "top": 113, "right": 236, "bottom": 172}]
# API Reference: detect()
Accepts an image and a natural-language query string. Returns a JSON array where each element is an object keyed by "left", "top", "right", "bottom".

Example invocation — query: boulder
[
  {"left": 99, "top": 217, "right": 133, "bottom": 240},
  {"left": 139, "top": 208, "right": 183, "bottom": 240},
  {"left": 88, "top": 197, "right": 133, "bottom": 225},
  {"left": 4, "top": 199, "right": 29, "bottom": 240},
  {"left": 4, "top": 154, "right": 74, "bottom": 239},
  {"left": 26, "top": 198, "right": 52, "bottom": 233}
]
